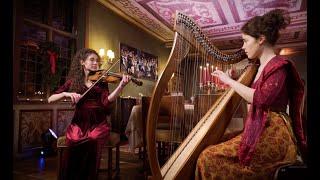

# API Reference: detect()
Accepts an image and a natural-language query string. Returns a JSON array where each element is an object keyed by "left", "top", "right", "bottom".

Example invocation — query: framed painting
[{"left": 120, "top": 43, "right": 158, "bottom": 81}]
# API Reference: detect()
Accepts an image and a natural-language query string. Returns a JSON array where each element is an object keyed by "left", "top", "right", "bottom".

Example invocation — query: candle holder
[
  {"left": 199, "top": 82, "right": 203, "bottom": 89},
  {"left": 199, "top": 81, "right": 217, "bottom": 94}
]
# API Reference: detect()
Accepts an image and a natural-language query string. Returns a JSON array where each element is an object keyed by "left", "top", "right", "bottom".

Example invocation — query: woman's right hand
[
  {"left": 212, "top": 70, "right": 232, "bottom": 85},
  {"left": 63, "top": 92, "right": 81, "bottom": 104}
]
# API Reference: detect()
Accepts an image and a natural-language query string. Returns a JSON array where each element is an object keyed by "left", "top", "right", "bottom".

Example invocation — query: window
[
  {"left": 23, "top": 0, "right": 49, "bottom": 24},
  {"left": 16, "top": 0, "right": 77, "bottom": 101},
  {"left": 52, "top": 33, "right": 76, "bottom": 85}
]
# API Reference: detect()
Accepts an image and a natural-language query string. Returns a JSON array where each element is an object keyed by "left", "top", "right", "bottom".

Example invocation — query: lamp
[
  {"left": 279, "top": 48, "right": 295, "bottom": 56},
  {"left": 99, "top": 48, "right": 106, "bottom": 66},
  {"left": 99, "top": 48, "right": 105, "bottom": 58},
  {"left": 99, "top": 48, "right": 110, "bottom": 68},
  {"left": 99, "top": 48, "right": 115, "bottom": 67},
  {"left": 41, "top": 128, "right": 58, "bottom": 157},
  {"left": 106, "top": 49, "right": 115, "bottom": 64}
]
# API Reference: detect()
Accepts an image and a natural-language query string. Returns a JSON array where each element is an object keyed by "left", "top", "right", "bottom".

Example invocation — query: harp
[{"left": 146, "top": 12, "right": 258, "bottom": 179}]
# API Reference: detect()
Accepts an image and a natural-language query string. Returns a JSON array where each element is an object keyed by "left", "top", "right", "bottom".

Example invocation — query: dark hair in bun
[{"left": 241, "top": 9, "right": 291, "bottom": 45}]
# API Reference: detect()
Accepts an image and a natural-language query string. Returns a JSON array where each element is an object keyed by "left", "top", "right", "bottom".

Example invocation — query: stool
[
  {"left": 57, "top": 132, "right": 120, "bottom": 179},
  {"left": 155, "top": 129, "right": 182, "bottom": 165},
  {"left": 273, "top": 162, "right": 308, "bottom": 180}
]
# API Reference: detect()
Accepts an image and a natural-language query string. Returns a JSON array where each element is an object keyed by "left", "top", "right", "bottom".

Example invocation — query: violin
[
  {"left": 77, "top": 60, "right": 142, "bottom": 102},
  {"left": 88, "top": 69, "right": 143, "bottom": 86}
]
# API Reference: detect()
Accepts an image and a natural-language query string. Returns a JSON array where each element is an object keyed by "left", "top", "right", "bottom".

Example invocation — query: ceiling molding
[
  {"left": 97, "top": 0, "right": 307, "bottom": 51},
  {"left": 98, "top": 0, "right": 174, "bottom": 42}
]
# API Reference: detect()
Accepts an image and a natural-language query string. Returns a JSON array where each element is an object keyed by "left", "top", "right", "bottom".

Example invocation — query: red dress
[
  {"left": 55, "top": 79, "right": 111, "bottom": 180},
  {"left": 239, "top": 56, "right": 307, "bottom": 165},
  {"left": 196, "top": 56, "right": 307, "bottom": 179}
]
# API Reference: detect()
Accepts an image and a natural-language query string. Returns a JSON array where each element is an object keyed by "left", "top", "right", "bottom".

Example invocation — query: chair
[
  {"left": 273, "top": 161, "right": 308, "bottom": 180},
  {"left": 140, "top": 96, "right": 185, "bottom": 166},
  {"left": 273, "top": 96, "right": 308, "bottom": 180}
]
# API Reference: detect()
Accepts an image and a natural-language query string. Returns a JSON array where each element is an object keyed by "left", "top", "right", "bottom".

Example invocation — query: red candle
[
  {"left": 199, "top": 66, "right": 203, "bottom": 84},
  {"left": 206, "top": 64, "right": 210, "bottom": 83},
  {"left": 203, "top": 67, "right": 207, "bottom": 83},
  {"left": 211, "top": 65, "right": 214, "bottom": 82},
  {"left": 214, "top": 66, "right": 218, "bottom": 85}
]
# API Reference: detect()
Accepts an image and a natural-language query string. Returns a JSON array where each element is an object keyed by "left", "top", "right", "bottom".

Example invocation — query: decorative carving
[
  {"left": 19, "top": 110, "right": 52, "bottom": 152},
  {"left": 107, "top": 0, "right": 173, "bottom": 40},
  {"left": 101, "top": 0, "right": 306, "bottom": 49}
]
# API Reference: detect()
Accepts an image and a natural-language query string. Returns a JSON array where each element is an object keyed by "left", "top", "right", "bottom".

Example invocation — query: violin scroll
[{"left": 130, "top": 76, "right": 143, "bottom": 86}]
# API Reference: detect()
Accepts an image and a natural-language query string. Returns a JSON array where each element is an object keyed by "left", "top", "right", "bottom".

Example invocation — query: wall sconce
[
  {"left": 99, "top": 48, "right": 105, "bottom": 58},
  {"left": 99, "top": 48, "right": 115, "bottom": 67},
  {"left": 99, "top": 48, "right": 106, "bottom": 67},
  {"left": 106, "top": 49, "right": 115, "bottom": 64},
  {"left": 279, "top": 48, "right": 295, "bottom": 56}
]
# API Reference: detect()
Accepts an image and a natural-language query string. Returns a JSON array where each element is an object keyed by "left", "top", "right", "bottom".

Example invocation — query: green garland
[{"left": 38, "top": 41, "right": 63, "bottom": 91}]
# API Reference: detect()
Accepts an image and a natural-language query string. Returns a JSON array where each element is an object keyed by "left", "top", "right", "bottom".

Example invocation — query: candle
[
  {"left": 204, "top": 67, "right": 207, "bottom": 83},
  {"left": 213, "top": 66, "right": 217, "bottom": 84},
  {"left": 206, "top": 63, "right": 210, "bottom": 83},
  {"left": 199, "top": 66, "right": 203, "bottom": 84},
  {"left": 211, "top": 65, "right": 214, "bottom": 82}
]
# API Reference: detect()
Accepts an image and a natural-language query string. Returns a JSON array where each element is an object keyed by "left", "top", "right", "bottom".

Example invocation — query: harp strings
[{"left": 165, "top": 30, "right": 236, "bottom": 159}]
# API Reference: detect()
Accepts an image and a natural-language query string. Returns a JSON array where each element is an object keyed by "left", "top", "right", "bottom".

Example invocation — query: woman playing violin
[{"left": 48, "top": 48, "right": 131, "bottom": 180}]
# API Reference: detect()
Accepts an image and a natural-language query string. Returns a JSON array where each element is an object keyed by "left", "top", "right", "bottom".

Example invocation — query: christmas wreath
[{"left": 38, "top": 41, "right": 63, "bottom": 91}]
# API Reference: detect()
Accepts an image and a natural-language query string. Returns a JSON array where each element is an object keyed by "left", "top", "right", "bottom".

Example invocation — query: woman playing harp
[
  {"left": 196, "top": 9, "right": 307, "bottom": 179},
  {"left": 146, "top": 10, "right": 257, "bottom": 179}
]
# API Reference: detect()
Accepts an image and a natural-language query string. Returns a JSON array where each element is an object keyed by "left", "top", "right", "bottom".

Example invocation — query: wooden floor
[{"left": 13, "top": 144, "right": 148, "bottom": 180}]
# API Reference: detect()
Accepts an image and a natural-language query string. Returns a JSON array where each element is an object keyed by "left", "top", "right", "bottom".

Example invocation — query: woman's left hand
[
  {"left": 212, "top": 70, "right": 231, "bottom": 85},
  {"left": 120, "top": 74, "right": 131, "bottom": 88}
]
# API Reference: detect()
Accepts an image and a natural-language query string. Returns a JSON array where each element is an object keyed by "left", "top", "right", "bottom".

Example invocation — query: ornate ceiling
[{"left": 98, "top": 0, "right": 307, "bottom": 50}]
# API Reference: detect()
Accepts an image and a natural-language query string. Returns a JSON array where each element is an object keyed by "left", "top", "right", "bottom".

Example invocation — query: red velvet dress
[
  {"left": 196, "top": 56, "right": 307, "bottom": 179},
  {"left": 55, "top": 79, "right": 111, "bottom": 180}
]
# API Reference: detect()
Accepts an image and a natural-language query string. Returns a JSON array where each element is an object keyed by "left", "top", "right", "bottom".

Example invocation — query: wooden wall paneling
[
  {"left": 18, "top": 109, "right": 52, "bottom": 153},
  {"left": 13, "top": 104, "right": 73, "bottom": 158}
]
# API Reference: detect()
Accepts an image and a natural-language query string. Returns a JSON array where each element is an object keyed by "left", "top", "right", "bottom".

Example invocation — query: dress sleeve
[
  {"left": 253, "top": 67, "right": 287, "bottom": 108},
  {"left": 53, "top": 79, "right": 72, "bottom": 94}
]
